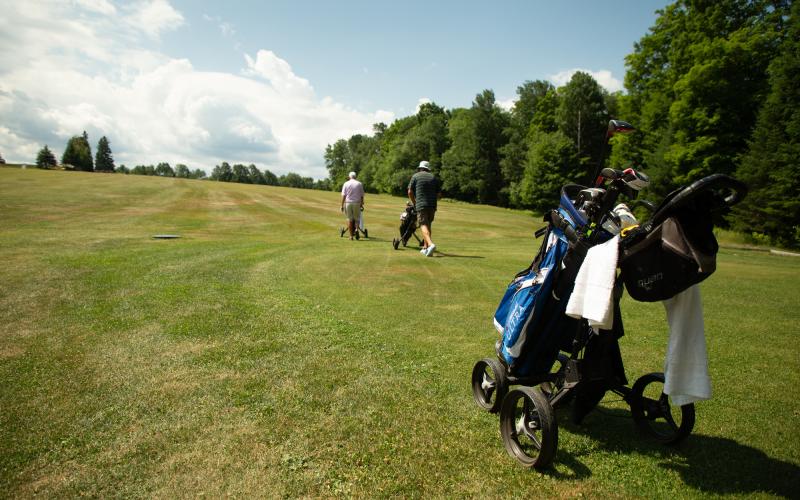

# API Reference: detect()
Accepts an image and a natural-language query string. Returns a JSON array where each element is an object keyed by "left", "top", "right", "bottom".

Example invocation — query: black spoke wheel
[
  {"left": 630, "top": 372, "right": 695, "bottom": 444},
  {"left": 499, "top": 386, "right": 557, "bottom": 469},
  {"left": 471, "top": 358, "right": 507, "bottom": 413},
  {"left": 339, "top": 227, "right": 346, "bottom": 237},
  {"left": 363, "top": 228, "right": 368, "bottom": 238},
  {"left": 392, "top": 238, "right": 399, "bottom": 250}
]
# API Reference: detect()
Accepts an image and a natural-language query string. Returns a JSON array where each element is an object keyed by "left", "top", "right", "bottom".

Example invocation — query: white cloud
[
  {"left": 74, "top": 0, "right": 116, "bottom": 15},
  {"left": 124, "top": 0, "right": 185, "bottom": 39},
  {"left": 496, "top": 97, "right": 515, "bottom": 111},
  {"left": 548, "top": 68, "right": 624, "bottom": 93},
  {"left": 0, "top": 1, "right": 393, "bottom": 178}
]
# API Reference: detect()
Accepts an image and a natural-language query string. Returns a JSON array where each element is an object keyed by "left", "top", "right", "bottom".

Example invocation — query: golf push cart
[{"left": 471, "top": 120, "right": 747, "bottom": 469}]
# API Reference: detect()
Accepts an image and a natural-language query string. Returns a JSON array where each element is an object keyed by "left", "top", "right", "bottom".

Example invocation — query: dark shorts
[{"left": 417, "top": 207, "right": 436, "bottom": 227}]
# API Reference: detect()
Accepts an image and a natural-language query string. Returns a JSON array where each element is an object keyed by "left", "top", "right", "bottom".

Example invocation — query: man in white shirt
[{"left": 340, "top": 171, "right": 364, "bottom": 240}]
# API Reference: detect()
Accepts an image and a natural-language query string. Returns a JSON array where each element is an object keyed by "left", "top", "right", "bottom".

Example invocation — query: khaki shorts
[
  {"left": 344, "top": 202, "right": 360, "bottom": 222},
  {"left": 417, "top": 208, "right": 436, "bottom": 227}
]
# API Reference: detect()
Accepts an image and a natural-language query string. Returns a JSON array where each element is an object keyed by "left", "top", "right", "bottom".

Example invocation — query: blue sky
[{"left": 0, "top": 0, "right": 669, "bottom": 178}]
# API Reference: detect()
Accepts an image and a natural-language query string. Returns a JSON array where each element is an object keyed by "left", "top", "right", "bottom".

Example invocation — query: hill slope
[{"left": 1, "top": 168, "right": 798, "bottom": 497}]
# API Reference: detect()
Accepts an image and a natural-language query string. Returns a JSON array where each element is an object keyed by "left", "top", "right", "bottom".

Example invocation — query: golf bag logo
[{"left": 637, "top": 272, "right": 663, "bottom": 291}]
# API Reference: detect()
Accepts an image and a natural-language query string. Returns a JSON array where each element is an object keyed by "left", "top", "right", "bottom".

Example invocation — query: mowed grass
[{"left": 1, "top": 168, "right": 798, "bottom": 498}]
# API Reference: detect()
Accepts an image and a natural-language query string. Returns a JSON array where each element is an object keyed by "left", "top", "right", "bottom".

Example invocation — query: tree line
[
  {"left": 324, "top": 0, "right": 798, "bottom": 247},
  {"left": 32, "top": 133, "right": 333, "bottom": 190}
]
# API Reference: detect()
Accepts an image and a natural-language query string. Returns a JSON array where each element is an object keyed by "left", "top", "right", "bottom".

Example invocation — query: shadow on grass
[
  {"left": 548, "top": 406, "right": 800, "bottom": 497},
  {"left": 430, "top": 251, "right": 485, "bottom": 259}
]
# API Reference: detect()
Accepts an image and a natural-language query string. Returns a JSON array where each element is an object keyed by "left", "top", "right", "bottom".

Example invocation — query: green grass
[{"left": 1, "top": 168, "right": 798, "bottom": 498}]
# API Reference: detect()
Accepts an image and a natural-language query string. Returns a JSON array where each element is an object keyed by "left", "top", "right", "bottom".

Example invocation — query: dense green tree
[
  {"left": 621, "top": 0, "right": 789, "bottom": 197},
  {"left": 279, "top": 172, "right": 314, "bottom": 189},
  {"left": 174, "top": 164, "right": 190, "bottom": 178},
  {"left": 512, "top": 130, "right": 580, "bottom": 211},
  {"left": 440, "top": 90, "right": 508, "bottom": 204},
  {"left": 733, "top": 0, "right": 800, "bottom": 247},
  {"left": 324, "top": 138, "right": 352, "bottom": 189},
  {"left": 231, "top": 164, "right": 250, "bottom": 183},
  {"left": 247, "top": 164, "right": 265, "bottom": 184},
  {"left": 211, "top": 162, "right": 233, "bottom": 182},
  {"left": 262, "top": 168, "right": 278, "bottom": 185},
  {"left": 191, "top": 168, "right": 207, "bottom": 180},
  {"left": 155, "top": 162, "right": 174, "bottom": 177},
  {"left": 36, "top": 145, "right": 57, "bottom": 169},
  {"left": 500, "top": 80, "right": 556, "bottom": 204},
  {"left": 62, "top": 131, "right": 93, "bottom": 171},
  {"left": 116, "top": 164, "right": 129, "bottom": 174},
  {"left": 130, "top": 165, "right": 155, "bottom": 176},
  {"left": 556, "top": 71, "right": 609, "bottom": 173},
  {"left": 0, "top": 152, "right": 5, "bottom": 164},
  {"left": 94, "top": 136, "right": 115, "bottom": 172}
]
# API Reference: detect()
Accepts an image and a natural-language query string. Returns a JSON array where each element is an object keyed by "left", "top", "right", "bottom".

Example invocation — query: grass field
[{"left": 1, "top": 167, "right": 798, "bottom": 498}]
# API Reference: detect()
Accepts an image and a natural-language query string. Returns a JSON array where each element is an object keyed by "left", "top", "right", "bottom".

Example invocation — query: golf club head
[{"left": 607, "top": 119, "right": 636, "bottom": 138}]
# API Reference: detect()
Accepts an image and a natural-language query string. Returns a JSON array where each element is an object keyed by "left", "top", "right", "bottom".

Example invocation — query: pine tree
[
  {"left": 36, "top": 145, "right": 57, "bottom": 168},
  {"left": 94, "top": 136, "right": 115, "bottom": 172}
]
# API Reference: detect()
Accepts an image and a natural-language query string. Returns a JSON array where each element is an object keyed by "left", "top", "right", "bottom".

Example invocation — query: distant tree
[
  {"left": 211, "top": 162, "right": 233, "bottom": 181},
  {"left": 324, "top": 139, "right": 350, "bottom": 188},
  {"left": 313, "top": 178, "right": 332, "bottom": 190},
  {"left": 0, "top": 152, "right": 6, "bottom": 164},
  {"left": 231, "top": 164, "right": 251, "bottom": 183},
  {"left": 94, "top": 136, "right": 115, "bottom": 172},
  {"left": 500, "top": 80, "right": 556, "bottom": 204},
  {"left": 440, "top": 90, "right": 509, "bottom": 204},
  {"left": 556, "top": 71, "right": 608, "bottom": 171},
  {"left": 278, "top": 172, "right": 314, "bottom": 189},
  {"left": 513, "top": 130, "right": 580, "bottom": 211},
  {"left": 116, "top": 164, "right": 130, "bottom": 174},
  {"left": 247, "top": 164, "right": 266, "bottom": 184},
  {"left": 174, "top": 164, "right": 190, "bottom": 178},
  {"left": 262, "top": 168, "right": 278, "bottom": 185},
  {"left": 191, "top": 168, "right": 207, "bottom": 180},
  {"left": 62, "top": 131, "right": 93, "bottom": 171},
  {"left": 36, "top": 145, "right": 57, "bottom": 169},
  {"left": 155, "top": 162, "right": 174, "bottom": 177}
]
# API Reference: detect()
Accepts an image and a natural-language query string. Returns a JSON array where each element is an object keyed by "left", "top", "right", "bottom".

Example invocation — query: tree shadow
[{"left": 552, "top": 405, "right": 799, "bottom": 497}]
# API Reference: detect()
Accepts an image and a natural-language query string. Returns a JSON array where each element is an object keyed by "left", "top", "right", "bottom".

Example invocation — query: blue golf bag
[{"left": 493, "top": 213, "right": 584, "bottom": 376}]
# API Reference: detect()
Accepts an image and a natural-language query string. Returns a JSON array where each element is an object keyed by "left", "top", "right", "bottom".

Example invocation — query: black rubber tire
[
  {"left": 499, "top": 386, "right": 557, "bottom": 469},
  {"left": 339, "top": 228, "right": 346, "bottom": 237},
  {"left": 402, "top": 238, "right": 408, "bottom": 247},
  {"left": 392, "top": 238, "right": 399, "bottom": 250},
  {"left": 630, "top": 372, "right": 695, "bottom": 444},
  {"left": 471, "top": 358, "right": 507, "bottom": 413},
  {"left": 355, "top": 231, "right": 360, "bottom": 240},
  {"left": 363, "top": 228, "right": 368, "bottom": 238}
]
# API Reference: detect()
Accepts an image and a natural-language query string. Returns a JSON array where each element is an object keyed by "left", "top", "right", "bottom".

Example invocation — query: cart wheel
[
  {"left": 500, "top": 387, "right": 557, "bottom": 469},
  {"left": 471, "top": 358, "right": 507, "bottom": 413},
  {"left": 339, "top": 227, "right": 346, "bottom": 237},
  {"left": 392, "top": 238, "right": 399, "bottom": 250},
  {"left": 355, "top": 231, "right": 360, "bottom": 240},
  {"left": 630, "top": 372, "right": 695, "bottom": 444},
  {"left": 363, "top": 228, "right": 368, "bottom": 238},
  {"left": 402, "top": 238, "right": 408, "bottom": 247}
]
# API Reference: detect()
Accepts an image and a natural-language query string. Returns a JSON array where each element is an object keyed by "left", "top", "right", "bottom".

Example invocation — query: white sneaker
[
  {"left": 420, "top": 247, "right": 427, "bottom": 254},
  {"left": 425, "top": 243, "right": 436, "bottom": 256}
]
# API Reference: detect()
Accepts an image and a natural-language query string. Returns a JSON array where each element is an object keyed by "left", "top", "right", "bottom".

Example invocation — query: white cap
[
  {"left": 418, "top": 161, "right": 430, "bottom": 170},
  {"left": 348, "top": 171, "right": 356, "bottom": 178}
]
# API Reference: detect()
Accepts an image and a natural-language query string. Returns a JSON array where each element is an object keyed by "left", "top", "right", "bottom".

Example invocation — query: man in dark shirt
[{"left": 407, "top": 160, "right": 442, "bottom": 257}]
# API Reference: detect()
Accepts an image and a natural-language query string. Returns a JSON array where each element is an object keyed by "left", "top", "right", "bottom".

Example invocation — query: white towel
[
  {"left": 662, "top": 285, "right": 711, "bottom": 406},
  {"left": 566, "top": 235, "right": 620, "bottom": 330}
]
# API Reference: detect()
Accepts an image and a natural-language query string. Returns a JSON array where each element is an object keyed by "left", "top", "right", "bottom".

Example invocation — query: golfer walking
[
  {"left": 408, "top": 161, "right": 441, "bottom": 256},
  {"left": 341, "top": 171, "right": 364, "bottom": 240}
]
